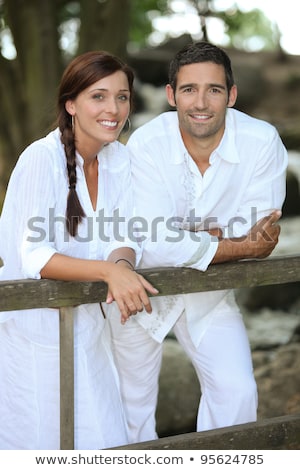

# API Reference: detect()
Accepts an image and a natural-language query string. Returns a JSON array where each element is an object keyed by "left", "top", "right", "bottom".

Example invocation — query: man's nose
[{"left": 194, "top": 90, "right": 207, "bottom": 108}]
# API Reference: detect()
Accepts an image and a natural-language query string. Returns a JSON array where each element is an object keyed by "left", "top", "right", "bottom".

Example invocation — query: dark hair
[
  {"left": 168, "top": 41, "right": 235, "bottom": 94},
  {"left": 57, "top": 50, "right": 134, "bottom": 236}
]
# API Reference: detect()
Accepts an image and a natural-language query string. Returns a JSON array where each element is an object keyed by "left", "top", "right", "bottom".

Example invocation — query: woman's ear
[{"left": 65, "top": 100, "right": 75, "bottom": 115}]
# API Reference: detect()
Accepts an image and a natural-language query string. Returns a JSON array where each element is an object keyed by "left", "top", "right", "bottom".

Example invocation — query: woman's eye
[
  {"left": 93, "top": 94, "right": 104, "bottom": 100},
  {"left": 118, "top": 95, "right": 129, "bottom": 101}
]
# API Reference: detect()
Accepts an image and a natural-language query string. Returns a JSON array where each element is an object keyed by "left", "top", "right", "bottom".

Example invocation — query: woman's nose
[{"left": 107, "top": 97, "right": 119, "bottom": 113}]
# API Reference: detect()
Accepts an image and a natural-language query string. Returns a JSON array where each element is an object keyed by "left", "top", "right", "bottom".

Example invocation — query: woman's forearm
[{"left": 40, "top": 252, "right": 114, "bottom": 282}]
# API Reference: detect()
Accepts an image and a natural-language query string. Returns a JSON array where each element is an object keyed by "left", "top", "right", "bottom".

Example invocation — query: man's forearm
[
  {"left": 211, "top": 211, "right": 281, "bottom": 264},
  {"left": 212, "top": 236, "right": 248, "bottom": 264}
]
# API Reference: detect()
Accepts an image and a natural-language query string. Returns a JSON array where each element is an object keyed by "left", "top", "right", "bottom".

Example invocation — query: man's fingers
[
  {"left": 249, "top": 210, "right": 282, "bottom": 243},
  {"left": 262, "top": 210, "right": 282, "bottom": 227},
  {"left": 262, "top": 211, "right": 281, "bottom": 243}
]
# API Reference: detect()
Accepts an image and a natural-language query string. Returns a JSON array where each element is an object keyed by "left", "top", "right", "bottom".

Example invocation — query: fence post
[{"left": 59, "top": 307, "right": 74, "bottom": 450}]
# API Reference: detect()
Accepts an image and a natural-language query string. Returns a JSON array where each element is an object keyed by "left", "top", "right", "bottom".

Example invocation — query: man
[{"left": 109, "top": 42, "right": 288, "bottom": 443}]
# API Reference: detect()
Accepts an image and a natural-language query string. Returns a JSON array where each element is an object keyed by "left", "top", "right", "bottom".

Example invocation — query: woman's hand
[{"left": 105, "top": 263, "right": 159, "bottom": 324}]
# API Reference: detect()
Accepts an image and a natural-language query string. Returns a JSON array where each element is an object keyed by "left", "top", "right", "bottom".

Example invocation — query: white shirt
[
  {"left": 0, "top": 128, "right": 139, "bottom": 343},
  {"left": 127, "top": 109, "right": 288, "bottom": 347}
]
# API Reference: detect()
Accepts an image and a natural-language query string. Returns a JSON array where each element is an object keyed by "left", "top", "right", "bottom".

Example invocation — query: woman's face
[{"left": 66, "top": 70, "right": 131, "bottom": 154}]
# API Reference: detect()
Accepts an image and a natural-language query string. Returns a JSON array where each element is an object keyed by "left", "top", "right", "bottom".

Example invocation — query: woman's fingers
[{"left": 107, "top": 268, "right": 159, "bottom": 323}]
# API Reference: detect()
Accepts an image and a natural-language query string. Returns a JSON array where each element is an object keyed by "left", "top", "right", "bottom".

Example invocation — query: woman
[{"left": 0, "top": 51, "right": 158, "bottom": 450}]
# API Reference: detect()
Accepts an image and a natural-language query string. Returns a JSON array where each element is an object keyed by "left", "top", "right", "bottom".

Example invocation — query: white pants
[
  {"left": 0, "top": 314, "right": 129, "bottom": 450},
  {"left": 109, "top": 307, "right": 257, "bottom": 444}
]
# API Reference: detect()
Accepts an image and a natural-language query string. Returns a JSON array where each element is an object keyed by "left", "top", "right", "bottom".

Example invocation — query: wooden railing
[{"left": 1, "top": 254, "right": 300, "bottom": 450}]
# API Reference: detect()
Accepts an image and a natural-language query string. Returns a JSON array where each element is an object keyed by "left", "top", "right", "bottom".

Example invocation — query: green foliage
[
  {"left": 217, "top": 8, "right": 277, "bottom": 51},
  {"left": 129, "top": 0, "right": 169, "bottom": 47},
  {"left": 128, "top": 1, "right": 278, "bottom": 53}
]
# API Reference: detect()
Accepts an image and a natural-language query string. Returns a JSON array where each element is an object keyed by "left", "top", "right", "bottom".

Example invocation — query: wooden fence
[{"left": 1, "top": 254, "right": 300, "bottom": 450}]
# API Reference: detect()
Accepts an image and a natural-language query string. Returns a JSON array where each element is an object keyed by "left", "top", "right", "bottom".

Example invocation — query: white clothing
[
  {"left": 109, "top": 301, "right": 257, "bottom": 442},
  {"left": 109, "top": 108, "right": 288, "bottom": 442},
  {"left": 0, "top": 128, "right": 138, "bottom": 449},
  {"left": 127, "top": 109, "right": 288, "bottom": 348},
  {"left": 0, "top": 315, "right": 126, "bottom": 449}
]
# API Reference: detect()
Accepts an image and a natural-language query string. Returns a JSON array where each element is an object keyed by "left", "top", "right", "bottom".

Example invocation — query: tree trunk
[
  {"left": 78, "top": 0, "right": 131, "bottom": 60},
  {"left": 0, "top": 0, "right": 63, "bottom": 196},
  {"left": 0, "top": 0, "right": 131, "bottom": 198}
]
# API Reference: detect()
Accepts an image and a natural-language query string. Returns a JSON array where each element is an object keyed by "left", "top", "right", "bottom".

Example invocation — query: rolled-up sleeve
[{"left": 4, "top": 142, "right": 60, "bottom": 279}]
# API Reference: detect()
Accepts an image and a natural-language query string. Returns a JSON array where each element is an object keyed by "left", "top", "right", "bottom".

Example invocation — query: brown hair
[
  {"left": 57, "top": 51, "right": 134, "bottom": 236},
  {"left": 168, "top": 41, "right": 235, "bottom": 96}
]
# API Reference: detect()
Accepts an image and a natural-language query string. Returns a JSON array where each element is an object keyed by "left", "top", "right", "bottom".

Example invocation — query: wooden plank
[
  {"left": 0, "top": 255, "right": 300, "bottom": 312},
  {"left": 59, "top": 307, "right": 74, "bottom": 450},
  {"left": 0, "top": 278, "right": 107, "bottom": 311},
  {"left": 114, "top": 414, "right": 300, "bottom": 450},
  {"left": 141, "top": 255, "right": 300, "bottom": 296}
]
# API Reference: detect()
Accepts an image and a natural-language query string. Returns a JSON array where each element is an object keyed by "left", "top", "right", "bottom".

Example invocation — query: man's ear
[
  {"left": 166, "top": 84, "right": 176, "bottom": 107},
  {"left": 227, "top": 84, "right": 238, "bottom": 108}
]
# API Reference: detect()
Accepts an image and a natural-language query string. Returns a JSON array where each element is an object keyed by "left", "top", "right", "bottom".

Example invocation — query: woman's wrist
[{"left": 114, "top": 258, "right": 135, "bottom": 270}]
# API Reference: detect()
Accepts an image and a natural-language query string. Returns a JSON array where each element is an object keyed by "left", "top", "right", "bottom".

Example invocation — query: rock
[
  {"left": 236, "top": 283, "right": 300, "bottom": 312},
  {"left": 254, "top": 343, "right": 300, "bottom": 419},
  {"left": 243, "top": 308, "right": 300, "bottom": 349}
]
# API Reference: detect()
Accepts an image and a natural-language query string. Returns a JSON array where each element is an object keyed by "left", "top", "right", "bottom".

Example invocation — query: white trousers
[
  {"left": 109, "top": 307, "right": 257, "bottom": 444},
  {"left": 0, "top": 316, "right": 129, "bottom": 450}
]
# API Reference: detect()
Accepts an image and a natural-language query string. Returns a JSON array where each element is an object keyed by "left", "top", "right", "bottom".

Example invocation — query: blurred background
[
  {"left": 1, "top": 0, "right": 300, "bottom": 197},
  {"left": 0, "top": 0, "right": 299, "bottom": 437}
]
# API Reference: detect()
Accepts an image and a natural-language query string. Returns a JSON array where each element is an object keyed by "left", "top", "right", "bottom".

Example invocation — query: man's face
[{"left": 166, "top": 62, "right": 237, "bottom": 146}]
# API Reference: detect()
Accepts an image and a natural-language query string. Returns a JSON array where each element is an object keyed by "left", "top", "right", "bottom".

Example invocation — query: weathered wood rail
[
  {"left": 115, "top": 414, "right": 300, "bottom": 450},
  {"left": 0, "top": 254, "right": 300, "bottom": 450}
]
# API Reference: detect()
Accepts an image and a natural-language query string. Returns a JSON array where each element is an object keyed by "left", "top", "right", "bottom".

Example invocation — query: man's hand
[
  {"left": 212, "top": 210, "right": 281, "bottom": 264},
  {"left": 244, "top": 210, "right": 281, "bottom": 258}
]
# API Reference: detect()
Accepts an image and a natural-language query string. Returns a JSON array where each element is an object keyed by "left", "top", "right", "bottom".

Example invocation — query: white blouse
[{"left": 0, "top": 128, "right": 139, "bottom": 343}]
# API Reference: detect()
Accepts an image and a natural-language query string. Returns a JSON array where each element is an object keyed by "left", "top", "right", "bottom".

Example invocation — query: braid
[{"left": 60, "top": 115, "right": 85, "bottom": 236}]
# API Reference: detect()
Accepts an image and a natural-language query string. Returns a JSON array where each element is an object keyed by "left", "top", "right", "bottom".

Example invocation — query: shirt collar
[
  {"left": 170, "top": 114, "right": 190, "bottom": 164},
  {"left": 213, "top": 110, "right": 240, "bottom": 164},
  {"left": 172, "top": 108, "right": 240, "bottom": 165}
]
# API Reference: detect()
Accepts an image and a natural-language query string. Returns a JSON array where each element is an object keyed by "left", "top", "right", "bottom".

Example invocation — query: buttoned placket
[{"left": 182, "top": 150, "right": 223, "bottom": 231}]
